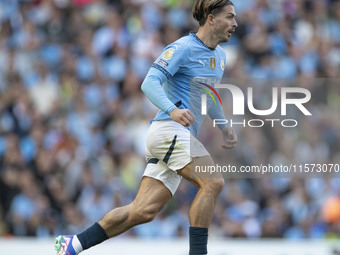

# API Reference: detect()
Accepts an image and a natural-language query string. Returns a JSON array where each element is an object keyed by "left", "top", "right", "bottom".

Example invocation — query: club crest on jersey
[
  {"left": 210, "top": 57, "right": 216, "bottom": 70},
  {"left": 163, "top": 48, "right": 175, "bottom": 60},
  {"left": 220, "top": 60, "right": 225, "bottom": 71}
]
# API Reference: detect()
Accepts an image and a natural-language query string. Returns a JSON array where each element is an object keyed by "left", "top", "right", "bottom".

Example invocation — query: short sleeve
[{"left": 151, "top": 42, "right": 189, "bottom": 79}]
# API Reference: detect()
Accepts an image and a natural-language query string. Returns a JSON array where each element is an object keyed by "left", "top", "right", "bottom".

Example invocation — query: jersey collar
[{"left": 190, "top": 32, "right": 216, "bottom": 51}]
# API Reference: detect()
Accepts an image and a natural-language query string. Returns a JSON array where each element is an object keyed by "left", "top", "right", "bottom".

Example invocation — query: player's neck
[{"left": 196, "top": 28, "right": 218, "bottom": 49}]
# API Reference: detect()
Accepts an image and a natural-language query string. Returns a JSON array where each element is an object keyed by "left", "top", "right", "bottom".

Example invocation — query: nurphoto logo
[{"left": 199, "top": 83, "right": 312, "bottom": 128}]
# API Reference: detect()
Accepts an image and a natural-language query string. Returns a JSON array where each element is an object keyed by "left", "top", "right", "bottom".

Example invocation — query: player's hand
[
  {"left": 170, "top": 108, "right": 194, "bottom": 127},
  {"left": 221, "top": 126, "right": 237, "bottom": 149}
]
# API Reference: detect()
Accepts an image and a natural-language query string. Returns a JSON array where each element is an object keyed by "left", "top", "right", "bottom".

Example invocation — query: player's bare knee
[
  {"left": 201, "top": 178, "right": 225, "bottom": 196},
  {"left": 141, "top": 209, "right": 158, "bottom": 223},
  {"left": 136, "top": 207, "right": 159, "bottom": 223},
  {"left": 214, "top": 178, "right": 225, "bottom": 194}
]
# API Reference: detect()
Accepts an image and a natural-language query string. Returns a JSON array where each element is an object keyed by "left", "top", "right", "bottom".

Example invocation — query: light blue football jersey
[{"left": 151, "top": 33, "right": 227, "bottom": 137}]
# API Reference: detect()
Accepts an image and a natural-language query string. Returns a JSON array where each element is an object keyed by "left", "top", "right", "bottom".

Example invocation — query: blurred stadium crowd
[{"left": 0, "top": 0, "right": 340, "bottom": 240}]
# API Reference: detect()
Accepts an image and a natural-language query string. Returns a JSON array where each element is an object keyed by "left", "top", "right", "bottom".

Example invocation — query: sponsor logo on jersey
[
  {"left": 157, "top": 59, "right": 169, "bottom": 67},
  {"left": 210, "top": 57, "right": 216, "bottom": 70},
  {"left": 163, "top": 48, "right": 175, "bottom": 60}
]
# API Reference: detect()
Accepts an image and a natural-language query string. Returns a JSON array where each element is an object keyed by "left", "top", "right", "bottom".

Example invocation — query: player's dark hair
[{"left": 193, "top": 0, "right": 234, "bottom": 26}]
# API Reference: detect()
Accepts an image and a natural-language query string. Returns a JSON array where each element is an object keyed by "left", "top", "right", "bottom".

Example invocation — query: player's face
[{"left": 212, "top": 5, "right": 237, "bottom": 43}]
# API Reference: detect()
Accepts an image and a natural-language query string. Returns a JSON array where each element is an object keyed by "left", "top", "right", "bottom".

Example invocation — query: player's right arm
[
  {"left": 169, "top": 108, "right": 194, "bottom": 127},
  {"left": 141, "top": 43, "right": 194, "bottom": 127},
  {"left": 141, "top": 68, "right": 194, "bottom": 127}
]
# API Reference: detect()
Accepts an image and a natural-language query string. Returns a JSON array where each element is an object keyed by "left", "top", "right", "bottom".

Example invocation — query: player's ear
[{"left": 207, "top": 14, "right": 214, "bottom": 26}]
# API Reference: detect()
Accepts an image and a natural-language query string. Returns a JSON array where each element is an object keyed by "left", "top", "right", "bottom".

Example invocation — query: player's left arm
[
  {"left": 208, "top": 103, "right": 237, "bottom": 149},
  {"left": 209, "top": 50, "right": 237, "bottom": 149}
]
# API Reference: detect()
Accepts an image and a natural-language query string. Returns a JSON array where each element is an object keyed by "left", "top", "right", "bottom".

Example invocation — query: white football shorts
[{"left": 143, "top": 120, "right": 209, "bottom": 195}]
